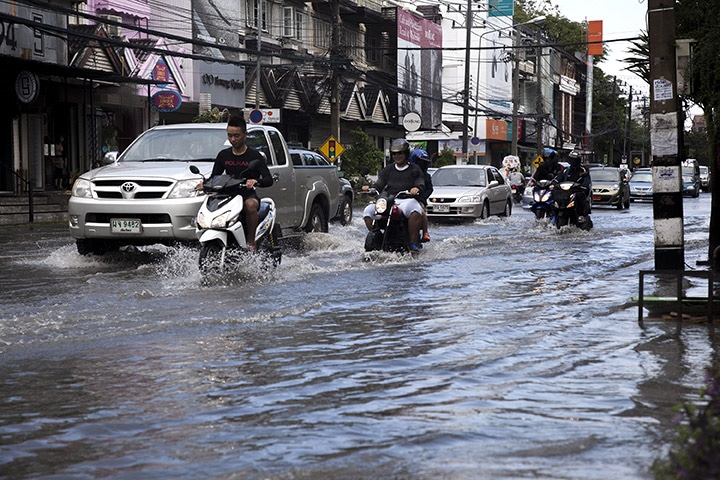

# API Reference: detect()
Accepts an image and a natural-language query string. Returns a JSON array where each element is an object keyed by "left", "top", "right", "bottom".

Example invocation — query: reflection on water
[{"left": 0, "top": 198, "right": 716, "bottom": 479}]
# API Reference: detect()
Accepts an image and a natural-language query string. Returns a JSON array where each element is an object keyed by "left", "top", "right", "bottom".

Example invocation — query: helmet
[
  {"left": 410, "top": 149, "right": 431, "bottom": 168},
  {"left": 390, "top": 138, "right": 411, "bottom": 155},
  {"left": 568, "top": 151, "right": 581, "bottom": 165},
  {"left": 542, "top": 148, "right": 558, "bottom": 161}
]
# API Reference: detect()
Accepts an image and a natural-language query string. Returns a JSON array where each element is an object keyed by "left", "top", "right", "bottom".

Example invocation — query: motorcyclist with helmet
[
  {"left": 409, "top": 148, "right": 433, "bottom": 242},
  {"left": 362, "top": 139, "right": 426, "bottom": 253},
  {"left": 555, "top": 150, "right": 592, "bottom": 223},
  {"left": 530, "top": 148, "right": 563, "bottom": 185}
]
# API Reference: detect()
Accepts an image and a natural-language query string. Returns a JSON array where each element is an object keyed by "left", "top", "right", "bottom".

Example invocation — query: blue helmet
[
  {"left": 410, "top": 149, "right": 431, "bottom": 169},
  {"left": 542, "top": 148, "right": 558, "bottom": 161}
]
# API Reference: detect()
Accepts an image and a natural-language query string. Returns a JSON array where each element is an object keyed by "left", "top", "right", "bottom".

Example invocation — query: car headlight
[
  {"left": 609, "top": 184, "right": 620, "bottom": 192},
  {"left": 168, "top": 179, "right": 203, "bottom": 198},
  {"left": 72, "top": 178, "right": 93, "bottom": 198},
  {"left": 458, "top": 195, "right": 481, "bottom": 203},
  {"left": 375, "top": 197, "right": 388, "bottom": 214}
]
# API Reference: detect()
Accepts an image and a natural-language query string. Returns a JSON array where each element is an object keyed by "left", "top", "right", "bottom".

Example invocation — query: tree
[
  {"left": 623, "top": 30, "right": 650, "bottom": 85},
  {"left": 675, "top": 0, "right": 720, "bottom": 266},
  {"left": 339, "top": 128, "right": 384, "bottom": 189}
]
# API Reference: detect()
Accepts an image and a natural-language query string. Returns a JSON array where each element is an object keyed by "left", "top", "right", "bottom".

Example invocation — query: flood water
[{"left": 0, "top": 195, "right": 716, "bottom": 479}]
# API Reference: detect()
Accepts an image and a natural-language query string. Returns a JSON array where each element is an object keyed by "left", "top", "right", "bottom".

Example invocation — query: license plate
[
  {"left": 434, "top": 204, "right": 449, "bottom": 213},
  {"left": 592, "top": 195, "right": 601, "bottom": 201},
  {"left": 110, "top": 218, "right": 142, "bottom": 234}
]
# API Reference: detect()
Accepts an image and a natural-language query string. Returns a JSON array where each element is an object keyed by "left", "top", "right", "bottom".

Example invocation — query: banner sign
[{"left": 151, "top": 90, "right": 182, "bottom": 112}]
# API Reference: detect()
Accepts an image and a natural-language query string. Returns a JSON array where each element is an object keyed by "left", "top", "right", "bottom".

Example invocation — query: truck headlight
[
  {"left": 72, "top": 178, "right": 93, "bottom": 198},
  {"left": 169, "top": 179, "right": 203, "bottom": 198}
]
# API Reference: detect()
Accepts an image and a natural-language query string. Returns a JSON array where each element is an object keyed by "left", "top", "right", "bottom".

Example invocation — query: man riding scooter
[{"left": 555, "top": 151, "right": 591, "bottom": 221}]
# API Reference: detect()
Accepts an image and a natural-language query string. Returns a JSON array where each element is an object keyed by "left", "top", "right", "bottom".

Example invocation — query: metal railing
[
  {"left": 0, "top": 162, "right": 34, "bottom": 223},
  {"left": 638, "top": 269, "right": 716, "bottom": 324}
]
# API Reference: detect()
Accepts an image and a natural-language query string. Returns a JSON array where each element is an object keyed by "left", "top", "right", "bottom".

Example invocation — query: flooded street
[{"left": 0, "top": 195, "right": 716, "bottom": 479}]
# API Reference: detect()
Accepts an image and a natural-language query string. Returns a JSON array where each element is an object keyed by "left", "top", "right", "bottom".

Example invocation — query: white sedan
[{"left": 427, "top": 165, "right": 513, "bottom": 219}]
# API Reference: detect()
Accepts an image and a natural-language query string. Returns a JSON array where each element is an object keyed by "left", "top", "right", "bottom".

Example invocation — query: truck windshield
[{"left": 120, "top": 128, "right": 229, "bottom": 162}]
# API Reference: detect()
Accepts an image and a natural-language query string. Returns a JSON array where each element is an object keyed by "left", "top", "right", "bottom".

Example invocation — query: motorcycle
[
  {"left": 552, "top": 180, "right": 593, "bottom": 230},
  {"left": 510, "top": 183, "right": 524, "bottom": 204},
  {"left": 362, "top": 189, "right": 417, "bottom": 256},
  {"left": 190, "top": 166, "right": 282, "bottom": 283},
  {"left": 530, "top": 179, "right": 556, "bottom": 221}
]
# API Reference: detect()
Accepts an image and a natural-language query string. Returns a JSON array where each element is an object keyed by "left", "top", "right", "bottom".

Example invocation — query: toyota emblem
[{"left": 121, "top": 182, "right": 137, "bottom": 193}]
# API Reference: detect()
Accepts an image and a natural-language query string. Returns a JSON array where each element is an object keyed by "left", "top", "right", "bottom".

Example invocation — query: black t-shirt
[{"left": 211, "top": 146, "right": 273, "bottom": 188}]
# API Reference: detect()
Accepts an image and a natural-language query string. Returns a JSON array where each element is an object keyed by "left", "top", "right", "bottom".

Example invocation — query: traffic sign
[
  {"left": 249, "top": 109, "right": 263, "bottom": 124},
  {"left": 319, "top": 136, "right": 345, "bottom": 162},
  {"left": 532, "top": 155, "right": 543, "bottom": 168}
]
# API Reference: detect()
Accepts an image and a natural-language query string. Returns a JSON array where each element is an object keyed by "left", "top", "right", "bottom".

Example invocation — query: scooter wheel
[{"left": 199, "top": 243, "right": 224, "bottom": 284}]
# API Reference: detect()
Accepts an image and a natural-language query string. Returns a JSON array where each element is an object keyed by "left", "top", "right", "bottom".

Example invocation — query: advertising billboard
[{"left": 397, "top": 9, "right": 442, "bottom": 131}]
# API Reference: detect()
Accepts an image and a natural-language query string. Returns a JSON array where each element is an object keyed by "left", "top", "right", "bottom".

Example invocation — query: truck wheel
[
  {"left": 304, "top": 203, "right": 328, "bottom": 233},
  {"left": 338, "top": 195, "right": 353, "bottom": 226},
  {"left": 76, "top": 239, "right": 106, "bottom": 256}
]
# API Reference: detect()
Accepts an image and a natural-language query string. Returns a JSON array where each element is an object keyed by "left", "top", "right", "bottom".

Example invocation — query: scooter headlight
[
  {"left": 197, "top": 210, "right": 209, "bottom": 229},
  {"left": 540, "top": 191, "right": 552, "bottom": 202},
  {"left": 199, "top": 210, "right": 233, "bottom": 228},
  {"left": 375, "top": 197, "right": 388, "bottom": 214}
]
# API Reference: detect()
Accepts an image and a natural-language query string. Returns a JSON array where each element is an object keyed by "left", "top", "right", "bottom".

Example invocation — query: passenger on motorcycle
[
  {"left": 409, "top": 148, "right": 433, "bottom": 243},
  {"left": 507, "top": 167, "right": 525, "bottom": 189},
  {"left": 530, "top": 148, "right": 562, "bottom": 185},
  {"left": 555, "top": 151, "right": 592, "bottom": 221},
  {"left": 362, "top": 139, "right": 426, "bottom": 253},
  {"left": 204, "top": 115, "right": 274, "bottom": 252}
]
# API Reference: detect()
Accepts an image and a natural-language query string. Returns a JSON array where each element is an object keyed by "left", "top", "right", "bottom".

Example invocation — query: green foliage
[
  {"left": 623, "top": 30, "right": 650, "bottom": 85},
  {"left": 685, "top": 130, "right": 710, "bottom": 166},
  {"left": 193, "top": 107, "right": 230, "bottom": 123},
  {"left": 589, "top": 68, "right": 633, "bottom": 164},
  {"left": 652, "top": 366, "right": 720, "bottom": 479},
  {"left": 434, "top": 147, "right": 456, "bottom": 168},
  {"left": 339, "top": 128, "right": 385, "bottom": 189},
  {"left": 676, "top": 0, "right": 720, "bottom": 259}
]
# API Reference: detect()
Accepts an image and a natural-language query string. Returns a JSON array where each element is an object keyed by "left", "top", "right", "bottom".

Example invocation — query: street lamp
[{"left": 461, "top": 15, "right": 545, "bottom": 163}]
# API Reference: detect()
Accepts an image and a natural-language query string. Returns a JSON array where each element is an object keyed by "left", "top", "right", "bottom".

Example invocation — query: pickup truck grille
[
  {"left": 86, "top": 213, "right": 172, "bottom": 223},
  {"left": 92, "top": 179, "right": 175, "bottom": 199}
]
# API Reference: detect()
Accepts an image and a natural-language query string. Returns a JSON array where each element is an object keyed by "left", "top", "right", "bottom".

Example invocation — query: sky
[{"left": 551, "top": 0, "right": 649, "bottom": 94}]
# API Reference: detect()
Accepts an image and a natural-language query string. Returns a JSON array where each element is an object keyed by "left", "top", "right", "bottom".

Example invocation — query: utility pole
[
  {"left": 460, "top": 0, "right": 472, "bottom": 164},
  {"left": 535, "top": 31, "right": 543, "bottom": 156},
  {"left": 255, "top": 0, "right": 262, "bottom": 109},
  {"left": 510, "top": 25, "right": 520, "bottom": 157},
  {"left": 648, "top": 0, "right": 684, "bottom": 270},
  {"left": 623, "top": 85, "right": 633, "bottom": 161},
  {"left": 330, "top": 0, "right": 341, "bottom": 143}
]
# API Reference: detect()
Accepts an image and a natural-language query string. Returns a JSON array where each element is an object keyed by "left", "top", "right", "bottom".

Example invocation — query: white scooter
[{"left": 190, "top": 166, "right": 282, "bottom": 283}]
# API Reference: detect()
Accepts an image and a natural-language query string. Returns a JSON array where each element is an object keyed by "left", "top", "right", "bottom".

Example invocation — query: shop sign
[
  {"left": 151, "top": 90, "right": 182, "bottom": 112},
  {"left": 152, "top": 59, "right": 169, "bottom": 87}
]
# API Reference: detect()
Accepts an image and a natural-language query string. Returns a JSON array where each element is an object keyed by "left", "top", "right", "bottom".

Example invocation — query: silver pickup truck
[{"left": 68, "top": 123, "right": 341, "bottom": 255}]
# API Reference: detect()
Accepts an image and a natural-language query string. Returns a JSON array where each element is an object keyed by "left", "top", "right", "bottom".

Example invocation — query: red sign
[{"left": 151, "top": 90, "right": 182, "bottom": 112}]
